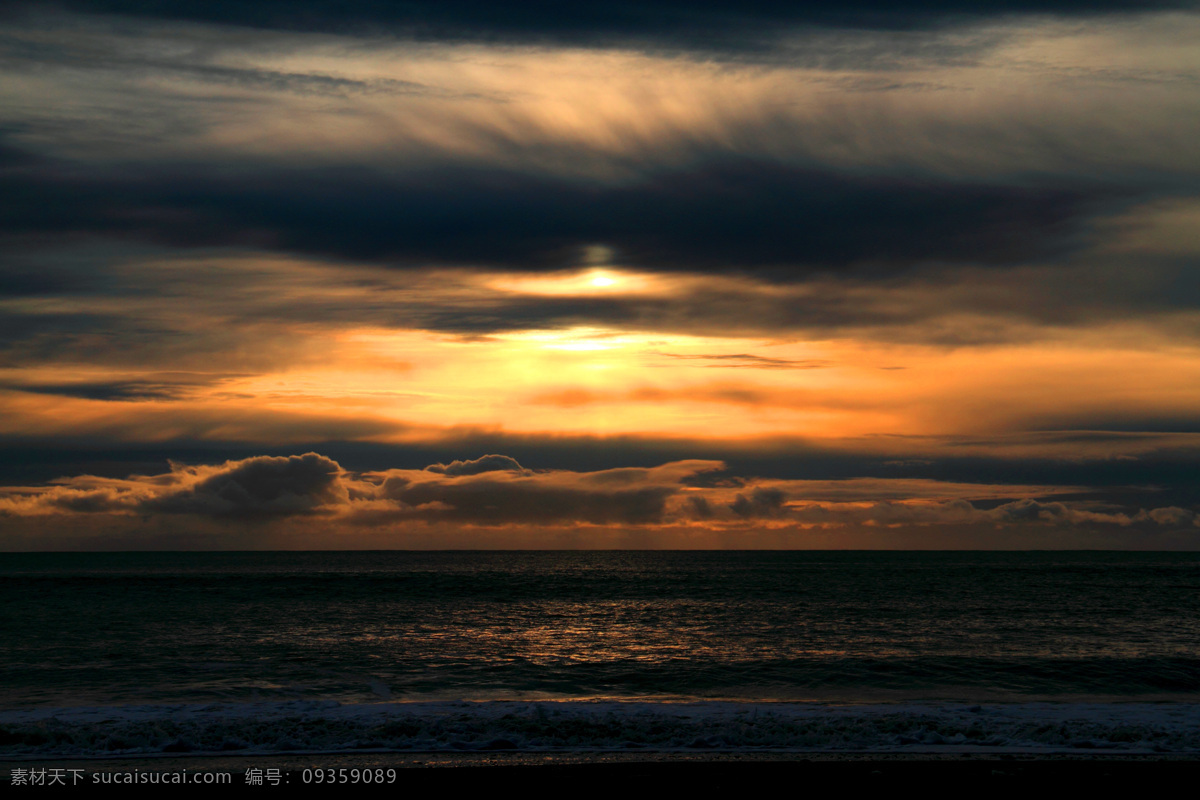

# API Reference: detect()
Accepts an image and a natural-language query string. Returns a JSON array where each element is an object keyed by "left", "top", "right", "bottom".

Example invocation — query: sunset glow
[{"left": 2, "top": 2, "right": 1199, "bottom": 549}]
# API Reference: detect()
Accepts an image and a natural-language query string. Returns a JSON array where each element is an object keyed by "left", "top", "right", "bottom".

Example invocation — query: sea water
[{"left": 3, "top": 551, "right": 1199, "bottom": 755}]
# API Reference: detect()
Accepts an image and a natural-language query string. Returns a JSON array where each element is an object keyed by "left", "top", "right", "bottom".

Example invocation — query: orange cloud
[{"left": 4, "top": 453, "right": 1194, "bottom": 540}]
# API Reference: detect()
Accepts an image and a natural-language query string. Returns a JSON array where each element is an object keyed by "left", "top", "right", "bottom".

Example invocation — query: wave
[{"left": 3, "top": 700, "right": 1198, "bottom": 758}]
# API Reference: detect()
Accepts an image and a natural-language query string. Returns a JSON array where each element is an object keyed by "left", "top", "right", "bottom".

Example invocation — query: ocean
[{"left": 3, "top": 551, "right": 1199, "bottom": 757}]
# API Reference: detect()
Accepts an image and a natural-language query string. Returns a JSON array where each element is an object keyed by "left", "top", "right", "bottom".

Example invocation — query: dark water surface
[{"left": 3, "top": 551, "right": 1199, "bottom": 707}]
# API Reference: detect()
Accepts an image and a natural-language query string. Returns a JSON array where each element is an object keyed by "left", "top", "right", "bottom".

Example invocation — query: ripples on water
[{"left": 2, "top": 551, "right": 1198, "bottom": 706}]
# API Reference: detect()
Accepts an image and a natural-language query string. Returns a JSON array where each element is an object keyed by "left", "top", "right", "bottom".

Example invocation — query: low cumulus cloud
[
  {"left": 0, "top": 453, "right": 722, "bottom": 526},
  {"left": 731, "top": 487, "right": 789, "bottom": 518},
  {"left": 369, "top": 458, "right": 723, "bottom": 525},
  {"left": 2, "top": 453, "right": 1197, "bottom": 536},
  {"left": 1, "top": 453, "right": 348, "bottom": 518},
  {"left": 424, "top": 454, "right": 530, "bottom": 476},
  {"left": 146, "top": 453, "right": 348, "bottom": 515}
]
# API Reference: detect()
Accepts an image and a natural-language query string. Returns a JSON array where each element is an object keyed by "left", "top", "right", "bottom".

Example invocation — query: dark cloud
[
  {"left": 403, "top": 260, "right": 1200, "bottom": 341},
  {"left": 2, "top": 381, "right": 186, "bottom": 402},
  {"left": 0, "top": 374, "right": 241, "bottom": 402},
  {"left": 0, "top": 272, "right": 97, "bottom": 298},
  {"left": 129, "top": 63, "right": 441, "bottom": 99},
  {"left": 380, "top": 476, "right": 677, "bottom": 525},
  {"left": 0, "top": 310, "right": 140, "bottom": 366},
  {"left": 687, "top": 495, "right": 715, "bottom": 518},
  {"left": 0, "top": 239, "right": 155, "bottom": 300},
  {"left": 981, "top": 497, "right": 1144, "bottom": 526},
  {"left": 0, "top": 142, "right": 44, "bottom": 169},
  {"left": 0, "top": 453, "right": 715, "bottom": 526},
  {"left": 0, "top": 453, "right": 350, "bottom": 518},
  {"left": 146, "top": 453, "right": 347, "bottom": 515},
  {"left": 5, "top": 431, "right": 1200, "bottom": 499},
  {"left": 6, "top": 248, "right": 1200, "bottom": 372},
  {"left": 32, "top": 3, "right": 1196, "bottom": 51},
  {"left": 371, "top": 460, "right": 723, "bottom": 525},
  {"left": 4, "top": 452, "right": 1196, "bottom": 537},
  {"left": 0, "top": 30, "right": 465, "bottom": 99},
  {"left": 424, "top": 454, "right": 530, "bottom": 476},
  {"left": 730, "top": 486, "right": 789, "bottom": 518},
  {"left": 1038, "top": 415, "right": 1200, "bottom": 434},
  {"left": 0, "top": 148, "right": 1124, "bottom": 275},
  {"left": 1148, "top": 506, "right": 1195, "bottom": 526}
]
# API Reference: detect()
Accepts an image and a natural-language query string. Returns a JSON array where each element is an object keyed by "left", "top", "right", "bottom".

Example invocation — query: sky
[{"left": 1, "top": 1, "right": 1199, "bottom": 549}]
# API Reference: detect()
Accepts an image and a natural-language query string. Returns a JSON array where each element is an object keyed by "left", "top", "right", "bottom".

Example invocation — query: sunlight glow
[{"left": 486, "top": 269, "right": 659, "bottom": 297}]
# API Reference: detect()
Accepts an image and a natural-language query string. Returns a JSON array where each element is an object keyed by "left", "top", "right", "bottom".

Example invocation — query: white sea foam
[{"left": 2, "top": 700, "right": 1198, "bottom": 758}]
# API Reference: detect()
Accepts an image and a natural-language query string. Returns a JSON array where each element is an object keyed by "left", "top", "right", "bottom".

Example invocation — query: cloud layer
[
  {"left": 1, "top": 6, "right": 1199, "bottom": 548},
  {"left": 3, "top": 454, "right": 1196, "bottom": 545},
  {"left": 35, "top": 2, "right": 1198, "bottom": 50}
]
